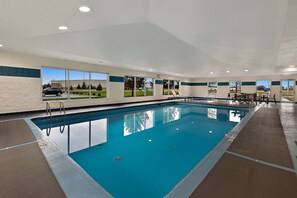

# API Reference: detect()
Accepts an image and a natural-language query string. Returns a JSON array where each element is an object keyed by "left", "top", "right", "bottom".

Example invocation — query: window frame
[
  {"left": 256, "top": 80, "right": 271, "bottom": 96},
  {"left": 124, "top": 75, "right": 155, "bottom": 97},
  {"left": 229, "top": 81, "right": 241, "bottom": 97},
  {"left": 162, "top": 79, "right": 181, "bottom": 95},
  {"left": 208, "top": 81, "right": 218, "bottom": 96},
  {"left": 41, "top": 66, "right": 109, "bottom": 102}
]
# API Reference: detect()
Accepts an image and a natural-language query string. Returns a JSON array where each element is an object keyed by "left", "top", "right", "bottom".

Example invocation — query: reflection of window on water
[
  {"left": 229, "top": 110, "right": 241, "bottom": 122},
  {"left": 43, "top": 118, "right": 107, "bottom": 154},
  {"left": 163, "top": 107, "right": 181, "bottom": 123},
  {"left": 208, "top": 108, "right": 217, "bottom": 119},
  {"left": 124, "top": 110, "right": 155, "bottom": 136}
]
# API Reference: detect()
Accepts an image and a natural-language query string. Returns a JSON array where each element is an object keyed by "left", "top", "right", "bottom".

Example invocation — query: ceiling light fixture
[
  {"left": 58, "top": 26, "right": 68, "bottom": 30},
  {"left": 79, "top": 6, "right": 91, "bottom": 13},
  {"left": 149, "top": 69, "right": 153, "bottom": 72},
  {"left": 210, "top": 71, "right": 213, "bottom": 74},
  {"left": 245, "top": 69, "right": 249, "bottom": 72},
  {"left": 226, "top": 70, "right": 230, "bottom": 73},
  {"left": 0, "top": 44, "right": 3, "bottom": 47}
]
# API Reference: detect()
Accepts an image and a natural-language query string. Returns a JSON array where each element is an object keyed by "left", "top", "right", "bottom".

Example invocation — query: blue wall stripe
[
  {"left": 242, "top": 81, "right": 256, "bottom": 86},
  {"left": 181, "top": 82, "right": 207, "bottom": 86},
  {"left": 218, "top": 82, "right": 229, "bottom": 86},
  {"left": 155, "top": 80, "right": 163, "bottom": 85},
  {"left": 271, "top": 81, "right": 280, "bottom": 86},
  {"left": 109, "top": 76, "right": 124, "bottom": 82},
  {"left": 0, "top": 66, "right": 40, "bottom": 78}
]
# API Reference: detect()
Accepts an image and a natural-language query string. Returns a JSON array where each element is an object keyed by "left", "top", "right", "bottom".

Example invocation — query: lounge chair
[
  {"left": 177, "top": 91, "right": 193, "bottom": 100},
  {"left": 171, "top": 90, "right": 188, "bottom": 100},
  {"left": 269, "top": 94, "right": 277, "bottom": 104}
]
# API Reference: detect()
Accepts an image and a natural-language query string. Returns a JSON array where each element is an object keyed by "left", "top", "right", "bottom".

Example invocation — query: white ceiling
[{"left": 0, "top": 0, "right": 296, "bottom": 77}]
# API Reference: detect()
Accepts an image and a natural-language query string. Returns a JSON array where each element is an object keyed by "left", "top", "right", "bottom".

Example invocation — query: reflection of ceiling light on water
[
  {"left": 176, "top": 128, "right": 179, "bottom": 131},
  {"left": 209, "top": 131, "right": 213, "bottom": 133},
  {"left": 148, "top": 139, "right": 152, "bottom": 142}
]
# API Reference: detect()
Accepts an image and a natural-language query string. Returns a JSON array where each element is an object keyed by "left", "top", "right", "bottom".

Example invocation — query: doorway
[{"left": 281, "top": 80, "right": 295, "bottom": 102}]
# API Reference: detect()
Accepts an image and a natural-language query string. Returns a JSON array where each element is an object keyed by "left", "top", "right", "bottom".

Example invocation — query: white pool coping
[{"left": 24, "top": 100, "right": 255, "bottom": 197}]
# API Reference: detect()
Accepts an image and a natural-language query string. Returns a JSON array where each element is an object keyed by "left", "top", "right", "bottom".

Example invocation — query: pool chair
[
  {"left": 269, "top": 94, "right": 277, "bottom": 104},
  {"left": 172, "top": 90, "right": 192, "bottom": 101},
  {"left": 171, "top": 90, "right": 186, "bottom": 100}
]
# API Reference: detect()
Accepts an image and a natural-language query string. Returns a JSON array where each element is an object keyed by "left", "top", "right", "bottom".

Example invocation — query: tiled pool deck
[{"left": 0, "top": 100, "right": 296, "bottom": 198}]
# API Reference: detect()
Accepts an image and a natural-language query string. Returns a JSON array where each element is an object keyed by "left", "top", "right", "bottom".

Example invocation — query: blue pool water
[{"left": 33, "top": 103, "right": 248, "bottom": 197}]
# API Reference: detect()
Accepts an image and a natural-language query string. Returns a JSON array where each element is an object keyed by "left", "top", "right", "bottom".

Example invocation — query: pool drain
[{"left": 114, "top": 155, "right": 122, "bottom": 161}]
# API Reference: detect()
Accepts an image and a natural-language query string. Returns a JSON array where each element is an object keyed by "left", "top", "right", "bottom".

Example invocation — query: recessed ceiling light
[
  {"left": 210, "top": 71, "right": 213, "bottom": 74},
  {"left": 58, "top": 26, "right": 68, "bottom": 30},
  {"left": 149, "top": 69, "right": 153, "bottom": 72},
  {"left": 0, "top": 44, "right": 3, "bottom": 47},
  {"left": 245, "top": 69, "right": 249, "bottom": 72},
  {"left": 226, "top": 70, "right": 230, "bottom": 73},
  {"left": 79, "top": 6, "right": 91, "bottom": 13}
]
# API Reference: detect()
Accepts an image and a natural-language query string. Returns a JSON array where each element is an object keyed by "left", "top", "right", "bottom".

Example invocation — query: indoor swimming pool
[{"left": 32, "top": 103, "right": 249, "bottom": 197}]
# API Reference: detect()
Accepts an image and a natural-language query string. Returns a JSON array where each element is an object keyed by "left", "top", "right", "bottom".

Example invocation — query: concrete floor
[{"left": 0, "top": 101, "right": 296, "bottom": 197}]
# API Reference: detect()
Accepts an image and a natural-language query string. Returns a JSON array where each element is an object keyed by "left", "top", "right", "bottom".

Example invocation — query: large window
[
  {"left": 69, "top": 70, "right": 90, "bottom": 100},
  {"left": 229, "top": 81, "right": 241, "bottom": 97},
  {"left": 256, "top": 80, "right": 271, "bottom": 96},
  {"left": 208, "top": 81, "right": 218, "bottom": 96},
  {"left": 42, "top": 67, "right": 108, "bottom": 101},
  {"left": 42, "top": 68, "right": 68, "bottom": 101},
  {"left": 124, "top": 76, "right": 154, "bottom": 97},
  {"left": 91, "top": 72, "right": 107, "bottom": 98},
  {"left": 163, "top": 79, "right": 180, "bottom": 95}
]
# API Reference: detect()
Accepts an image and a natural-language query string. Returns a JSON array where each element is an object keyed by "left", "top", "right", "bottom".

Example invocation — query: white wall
[
  {"left": 0, "top": 51, "right": 191, "bottom": 114},
  {"left": 1, "top": 51, "right": 296, "bottom": 114},
  {"left": 191, "top": 75, "right": 297, "bottom": 102}
]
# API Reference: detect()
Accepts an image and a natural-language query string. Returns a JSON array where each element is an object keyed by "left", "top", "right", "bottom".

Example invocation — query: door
[{"left": 281, "top": 80, "right": 295, "bottom": 102}]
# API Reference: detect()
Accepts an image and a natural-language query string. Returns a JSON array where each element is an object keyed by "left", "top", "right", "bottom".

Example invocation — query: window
[
  {"left": 124, "top": 76, "right": 135, "bottom": 97},
  {"left": 69, "top": 70, "right": 90, "bottom": 100},
  {"left": 124, "top": 76, "right": 154, "bottom": 97},
  {"left": 163, "top": 79, "right": 169, "bottom": 95},
  {"left": 90, "top": 72, "right": 107, "bottom": 98},
  {"left": 229, "top": 81, "right": 241, "bottom": 97},
  {"left": 136, "top": 77, "right": 145, "bottom": 96},
  {"left": 42, "top": 67, "right": 108, "bottom": 101},
  {"left": 256, "top": 80, "right": 271, "bottom": 96},
  {"left": 42, "top": 68, "right": 67, "bottom": 101},
  {"left": 145, "top": 77, "right": 154, "bottom": 96},
  {"left": 208, "top": 82, "right": 218, "bottom": 96},
  {"left": 163, "top": 79, "right": 180, "bottom": 95}
]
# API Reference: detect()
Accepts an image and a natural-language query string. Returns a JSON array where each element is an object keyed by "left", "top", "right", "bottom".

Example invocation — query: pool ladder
[
  {"left": 46, "top": 102, "right": 52, "bottom": 117},
  {"left": 46, "top": 101, "right": 66, "bottom": 117},
  {"left": 59, "top": 101, "right": 66, "bottom": 116}
]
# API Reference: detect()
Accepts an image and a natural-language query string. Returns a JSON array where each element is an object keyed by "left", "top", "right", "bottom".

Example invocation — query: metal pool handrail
[
  {"left": 46, "top": 102, "right": 52, "bottom": 117},
  {"left": 60, "top": 101, "right": 66, "bottom": 116}
]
